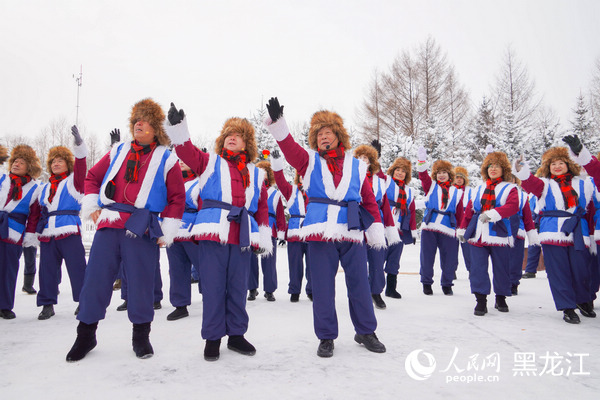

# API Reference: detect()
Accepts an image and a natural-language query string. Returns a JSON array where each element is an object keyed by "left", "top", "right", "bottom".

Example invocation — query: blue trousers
[
  {"left": 525, "top": 245, "right": 541, "bottom": 274},
  {"left": 77, "top": 228, "right": 159, "bottom": 324},
  {"left": 121, "top": 258, "right": 163, "bottom": 303},
  {"left": 592, "top": 253, "right": 600, "bottom": 301},
  {"left": 0, "top": 241, "right": 23, "bottom": 310},
  {"left": 306, "top": 241, "right": 377, "bottom": 340},
  {"left": 542, "top": 244, "right": 592, "bottom": 310},
  {"left": 166, "top": 240, "right": 200, "bottom": 307},
  {"left": 287, "top": 241, "right": 311, "bottom": 295},
  {"left": 420, "top": 230, "right": 458, "bottom": 287},
  {"left": 469, "top": 245, "right": 511, "bottom": 296},
  {"left": 460, "top": 242, "right": 472, "bottom": 272},
  {"left": 23, "top": 245, "right": 37, "bottom": 276},
  {"left": 37, "top": 235, "right": 86, "bottom": 306},
  {"left": 248, "top": 237, "right": 278, "bottom": 293},
  {"left": 384, "top": 242, "right": 404, "bottom": 275},
  {"left": 508, "top": 238, "right": 525, "bottom": 287},
  {"left": 367, "top": 246, "right": 386, "bottom": 294},
  {"left": 198, "top": 241, "right": 251, "bottom": 340},
  {"left": 191, "top": 264, "right": 200, "bottom": 281}
]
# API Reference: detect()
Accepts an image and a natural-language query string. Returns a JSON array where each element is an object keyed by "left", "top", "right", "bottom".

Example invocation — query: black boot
[
  {"left": 577, "top": 302, "right": 597, "bottom": 318},
  {"left": 290, "top": 293, "right": 300, "bottom": 302},
  {"left": 153, "top": 301, "right": 162, "bottom": 310},
  {"left": 495, "top": 295, "right": 509, "bottom": 312},
  {"left": 204, "top": 339, "right": 221, "bottom": 361},
  {"left": 22, "top": 274, "right": 37, "bottom": 295},
  {"left": 167, "top": 306, "right": 189, "bottom": 321},
  {"left": 474, "top": 293, "right": 487, "bottom": 316},
  {"left": 38, "top": 304, "right": 55, "bottom": 320},
  {"left": 227, "top": 335, "right": 256, "bottom": 356},
  {"left": 423, "top": 284, "right": 433, "bottom": 295},
  {"left": 132, "top": 322, "right": 154, "bottom": 359},
  {"left": 307, "top": 293, "right": 313, "bottom": 301},
  {"left": 0, "top": 309, "right": 16, "bottom": 319},
  {"left": 563, "top": 309, "right": 581, "bottom": 324},
  {"left": 247, "top": 289, "right": 258, "bottom": 301},
  {"left": 66, "top": 321, "right": 98, "bottom": 362},
  {"left": 372, "top": 294, "right": 387, "bottom": 309},
  {"left": 511, "top": 284, "right": 519, "bottom": 295},
  {"left": 442, "top": 286, "right": 453, "bottom": 296},
  {"left": 384, "top": 274, "right": 402, "bottom": 299},
  {"left": 116, "top": 300, "right": 127, "bottom": 311},
  {"left": 317, "top": 339, "right": 334, "bottom": 358},
  {"left": 264, "top": 292, "right": 276, "bottom": 301}
]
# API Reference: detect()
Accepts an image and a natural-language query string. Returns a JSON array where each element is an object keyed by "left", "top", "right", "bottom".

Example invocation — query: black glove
[
  {"left": 272, "top": 149, "right": 281, "bottom": 159},
  {"left": 110, "top": 128, "right": 120, "bottom": 145},
  {"left": 278, "top": 239, "right": 286, "bottom": 246},
  {"left": 168, "top": 102, "right": 185, "bottom": 125},
  {"left": 563, "top": 135, "right": 583, "bottom": 156},
  {"left": 266, "top": 97, "right": 284, "bottom": 123},
  {"left": 201, "top": 147, "right": 207, "bottom": 153},
  {"left": 371, "top": 139, "right": 381, "bottom": 158},
  {"left": 71, "top": 125, "right": 83, "bottom": 146}
]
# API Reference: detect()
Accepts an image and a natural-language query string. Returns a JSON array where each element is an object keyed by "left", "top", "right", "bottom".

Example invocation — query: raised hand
[
  {"left": 417, "top": 146, "right": 427, "bottom": 161},
  {"left": 271, "top": 149, "right": 281, "bottom": 159},
  {"left": 563, "top": 134, "right": 583, "bottom": 156},
  {"left": 168, "top": 102, "right": 185, "bottom": 125},
  {"left": 71, "top": 125, "right": 83, "bottom": 146},
  {"left": 266, "top": 97, "right": 284, "bottom": 123},
  {"left": 110, "top": 128, "right": 121, "bottom": 145},
  {"left": 371, "top": 139, "right": 382, "bottom": 158},
  {"left": 514, "top": 154, "right": 525, "bottom": 172}
]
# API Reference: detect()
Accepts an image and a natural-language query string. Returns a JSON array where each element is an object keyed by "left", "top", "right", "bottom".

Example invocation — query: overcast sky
[{"left": 1, "top": 0, "right": 599, "bottom": 146}]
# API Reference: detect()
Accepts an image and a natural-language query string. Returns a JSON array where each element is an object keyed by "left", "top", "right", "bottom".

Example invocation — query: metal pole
[{"left": 74, "top": 65, "right": 82, "bottom": 125}]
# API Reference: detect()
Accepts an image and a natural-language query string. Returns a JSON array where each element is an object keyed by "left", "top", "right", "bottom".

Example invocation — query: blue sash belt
[
  {"left": 308, "top": 197, "right": 374, "bottom": 231},
  {"left": 0, "top": 211, "right": 28, "bottom": 239},
  {"left": 542, "top": 208, "right": 586, "bottom": 251},
  {"left": 36, "top": 207, "right": 80, "bottom": 233},
  {"left": 201, "top": 199, "right": 252, "bottom": 248},
  {"left": 103, "top": 203, "right": 163, "bottom": 240}
]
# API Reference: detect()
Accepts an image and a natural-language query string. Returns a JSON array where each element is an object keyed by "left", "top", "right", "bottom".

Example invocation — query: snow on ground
[{"left": 1, "top": 241, "right": 599, "bottom": 399}]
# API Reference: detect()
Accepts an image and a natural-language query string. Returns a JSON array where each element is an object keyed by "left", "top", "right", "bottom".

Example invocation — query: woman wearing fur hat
[
  {"left": 507, "top": 175, "right": 539, "bottom": 296},
  {"left": 165, "top": 103, "right": 271, "bottom": 362},
  {"left": 513, "top": 144, "right": 595, "bottom": 323},
  {"left": 271, "top": 152, "right": 312, "bottom": 302},
  {"left": 66, "top": 98, "right": 185, "bottom": 361},
  {"left": 247, "top": 160, "right": 286, "bottom": 302},
  {"left": 0, "top": 145, "right": 42, "bottom": 319},
  {"left": 457, "top": 151, "right": 519, "bottom": 316},
  {"left": 354, "top": 144, "right": 400, "bottom": 310},
  {"left": 453, "top": 166, "right": 473, "bottom": 274},
  {"left": 416, "top": 147, "right": 463, "bottom": 296},
  {"left": 264, "top": 97, "right": 387, "bottom": 358},
  {"left": 384, "top": 157, "right": 417, "bottom": 299},
  {"left": 35, "top": 126, "right": 88, "bottom": 320}
]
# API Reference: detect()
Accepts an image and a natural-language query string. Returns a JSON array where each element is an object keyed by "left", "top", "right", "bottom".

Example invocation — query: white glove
[
  {"left": 478, "top": 213, "right": 492, "bottom": 223},
  {"left": 417, "top": 146, "right": 427, "bottom": 162}
]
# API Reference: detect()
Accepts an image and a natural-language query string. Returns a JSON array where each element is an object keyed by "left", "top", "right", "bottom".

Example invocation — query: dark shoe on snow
[
  {"left": 264, "top": 292, "right": 276, "bottom": 302},
  {"left": 0, "top": 309, "right": 16, "bottom": 319},
  {"left": 423, "top": 284, "right": 433, "bottom": 296},
  {"left": 132, "top": 323, "right": 154, "bottom": 359},
  {"left": 354, "top": 333, "right": 386, "bottom": 353},
  {"left": 167, "top": 306, "right": 189, "bottom": 321},
  {"left": 290, "top": 293, "right": 300, "bottom": 302},
  {"left": 317, "top": 339, "right": 334, "bottom": 358},
  {"left": 204, "top": 339, "right": 221, "bottom": 361},
  {"left": 563, "top": 309, "right": 581, "bottom": 324},
  {"left": 577, "top": 302, "right": 596, "bottom": 318},
  {"left": 442, "top": 286, "right": 453, "bottom": 296},
  {"left": 66, "top": 322, "right": 98, "bottom": 362},
  {"left": 372, "top": 294, "right": 387, "bottom": 309},
  {"left": 116, "top": 300, "right": 128, "bottom": 311},
  {"left": 247, "top": 289, "right": 258, "bottom": 301},
  {"left": 227, "top": 335, "right": 256, "bottom": 356},
  {"left": 38, "top": 304, "right": 55, "bottom": 320}
]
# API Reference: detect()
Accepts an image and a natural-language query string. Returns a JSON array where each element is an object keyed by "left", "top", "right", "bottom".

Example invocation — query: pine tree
[
  {"left": 570, "top": 93, "right": 599, "bottom": 151},
  {"left": 249, "top": 106, "right": 277, "bottom": 162}
]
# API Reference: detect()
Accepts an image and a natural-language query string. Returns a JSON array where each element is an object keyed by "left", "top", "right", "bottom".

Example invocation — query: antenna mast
[{"left": 74, "top": 65, "right": 83, "bottom": 125}]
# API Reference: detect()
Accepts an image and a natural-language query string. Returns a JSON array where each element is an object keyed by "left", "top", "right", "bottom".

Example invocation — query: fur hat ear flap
[
  {"left": 431, "top": 160, "right": 454, "bottom": 183},
  {"left": 129, "top": 98, "right": 169, "bottom": 146},
  {"left": 9, "top": 144, "right": 42, "bottom": 179},
  {"left": 480, "top": 151, "right": 512, "bottom": 181},
  {"left": 214, "top": 117, "right": 257, "bottom": 162},
  {"left": 308, "top": 110, "right": 351, "bottom": 150},
  {"left": 387, "top": 157, "right": 412, "bottom": 185},
  {"left": 47, "top": 146, "right": 74, "bottom": 174}
]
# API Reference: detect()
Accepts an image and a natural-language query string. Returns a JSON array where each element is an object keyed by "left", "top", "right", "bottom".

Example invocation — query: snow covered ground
[{"left": 2, "top": 241, "right": 599, "bottom": 399}]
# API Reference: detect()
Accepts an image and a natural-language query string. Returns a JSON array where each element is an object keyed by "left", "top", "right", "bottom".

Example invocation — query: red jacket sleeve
[
  {"left": 173, "top": 140, "right": 210, "bottom": 177},
  {"left": 459, "top": 199, "right": 474, "bottom": 230},
  {"left": 409, "top": 199, "right": 417, "bottom": 230},
  {"left": 85, "top": 152, "right": 110, "bottom": 196},
  {"left": 419, "top": 170, "right": 433, "bottom": 193},
  {"left": 73, "top": 157, "right": 87, "bottom": 194},
  {"left": 255, "top": 182, "right": 269, "bottom": 228},
  {"left": 277, "top": 135, "right": 310, "bottom": 177},
  {"left": 361, "top": 179, "right": 382, "bottom": 224},
  {"left": 160, "top": 163, "right": 185, "bottom": 220},
  {"left": 274, "top": 170, "right": 293, "bottom": 201},
  {"left": 521, "top": 196, "right": 536, "bottom": 232},
  {"left": 520, "top": 174, "right": 545, "bottom": 199},
  {"left": 381, "top": 194, "right": 395, "bottom": 228},
  {"left": 275, "top": 197, "right": 287, "bottom": 237}
]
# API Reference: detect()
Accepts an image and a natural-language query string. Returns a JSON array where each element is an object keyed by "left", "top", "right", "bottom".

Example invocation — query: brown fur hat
[
  {"left": 47, "top": 146, "right": 74, "bottom": 174},
  {"left": 256, "top": 161, "right": 275, "bottom": 187},
  {"left": 453, "top": 166, "right": 469, "bottom": 186},
  {"left": 214, "top": 117, "right": 258, "bottom": 162},
  {"left": 353, "top": 144, "right": 381, "bottom": 174},
  {"left": 8, "top": 144, "right": 42, "bottom": 178},
  {"left": 308, "top": 110, "right": 351, "bottom": 151},
  {"left": 431, "top": 160, "right": 454, "bottom": 183},
  {"left": 538, "top": 146, "right": 581, "bottom": 178},
  {"left": 0, "top": 145, "right": 8, "bottom": 165},
  {"left": 129, "top": 98, "right": 170, "bottom": 146},
  {"left": 481, "top": 151, "right": 512, "bottom": 181},
  {"left": 386, "top": 157, "right": 412, "bottom": 185}
]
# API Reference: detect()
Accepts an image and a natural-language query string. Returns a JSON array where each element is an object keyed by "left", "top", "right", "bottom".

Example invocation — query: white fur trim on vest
[
  {"left": 73, "top": 141, "right": 88, "bottom": 159},
  {"left": 81, "top": 193, "right": 100, "bottom": 221},
  {"left": 570, "top": 145, "right": 592, "bottom": 167},
  {"left": 264, "top": 116, "right": 290, "bottom": 142},
  {"left": 366, "top": 222, "right": 386, "bottom": 249},
  {"left": 164, "top": 116, "right": 190, "bottom": 146},
  {"left": 39, "top": 175, "right": 84, "bottom": 238},
  {"left": 590, "top": 239, "right": 597, "bottom": 255},
  {"left": 467, "top": 183, "right": 516, "bottom": 247},
  {"left": 1, "top": 180, "right": 41, "bottom": 244},
  {"left": 259, "top": 225, "right": 274, "bottom": 257},
  {"left": 513, "top": 159, "right": 531, "bottom": 181},
  {"left": 271, "top": 156, "right": 284, "bottom": 172},
  {"left": 159, "top": 217, "right": 181, "bottom": 247},
  {"left": 23, "top": 232, "right": 39, "bottom": 248},
  {"left": 385, "top": 225, "right": 401, "bottom": 245}
]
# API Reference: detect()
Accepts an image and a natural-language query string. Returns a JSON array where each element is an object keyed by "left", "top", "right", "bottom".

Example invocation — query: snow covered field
[{"left": 2, "top": 242, "right": 599, "bottom": 399}]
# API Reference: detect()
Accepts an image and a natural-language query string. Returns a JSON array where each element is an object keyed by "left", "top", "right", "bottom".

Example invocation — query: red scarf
[
  {"left": 438, "top": 180, "right": 452, "bottom": 209},
  {"left": 480, "top": 177, "right": 503, "bottom": 212},
  {"left": 221, "top": 148, "right": 250, "bottom": 188},
  {"left": 182, "top": 170, "right": 197, "bottom": 183},
  {"left": 48, "top": 172, "right": 69, "bottom": 202},
  {"left": 551, "top": 173, "right": 578, "bottom": 208},
  {"left": 454, "top": 184, "right": 465, "bottom": 190},
  {"left": 125, "top": 140, "right": 157, "bottom": 183},
  {"left": 393, "top": 178, "right": 407, "bottom": 215},
  {"left": 9, "top": 173, "right": 32, "bottom": 201},
  {"left": 319, "top": 144, "right": 345, "bottom": 175},
  {"left": 366, "top": 171, "right": 374, "bottom": 189}
]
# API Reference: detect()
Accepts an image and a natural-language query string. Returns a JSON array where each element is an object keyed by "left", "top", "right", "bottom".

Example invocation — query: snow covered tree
[
  {"left": 250, "top": 105, "right": 277, "bottom": 162},
  {"left": 570, "top": 92, "right": 600, "bottom": 151},
  {"left": 467, "top": 96, "right": 495, "bottom": 164}
]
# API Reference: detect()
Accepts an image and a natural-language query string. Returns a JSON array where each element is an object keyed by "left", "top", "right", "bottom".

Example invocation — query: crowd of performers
[{"left": 1, "top": 97, "right": 599, "bottom": 363}]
